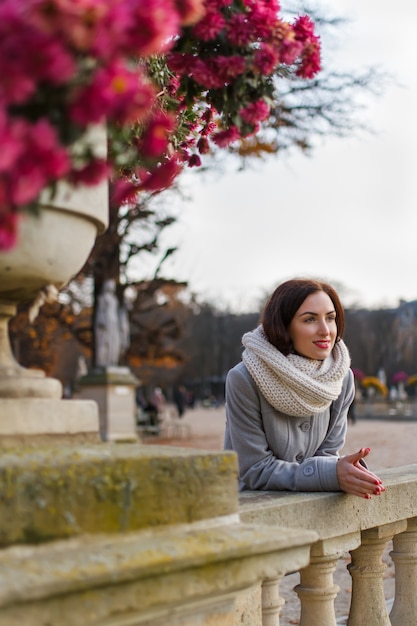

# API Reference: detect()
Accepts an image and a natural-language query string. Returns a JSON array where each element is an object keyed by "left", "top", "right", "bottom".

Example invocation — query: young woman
[{"left": 224, "top": 278, "right": 385, "bottom": 500}]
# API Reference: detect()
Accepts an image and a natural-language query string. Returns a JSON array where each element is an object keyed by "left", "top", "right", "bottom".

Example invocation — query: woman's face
[{"left": 288, "top": 290, "right": 337, "bottom": 360}]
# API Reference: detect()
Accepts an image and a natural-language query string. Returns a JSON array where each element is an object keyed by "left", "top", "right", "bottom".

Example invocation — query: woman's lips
[{"left": 314, "top": 341, "right": 330, "bottom": 349}]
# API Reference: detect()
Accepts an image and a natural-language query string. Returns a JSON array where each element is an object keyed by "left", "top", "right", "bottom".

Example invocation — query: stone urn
[{"left": 0, "top": 130, "right": 108, "bottom": 444}]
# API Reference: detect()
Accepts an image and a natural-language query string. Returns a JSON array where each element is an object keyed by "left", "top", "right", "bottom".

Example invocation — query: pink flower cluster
[
  {"left": 0, "top": 0, "right": 321, "bottom": 250},
  {"left": 166, "top": 0, "right": 321, "bottom": 164},
  {"left": 0, "top": 0, "right": 204, "bottom": 249}
]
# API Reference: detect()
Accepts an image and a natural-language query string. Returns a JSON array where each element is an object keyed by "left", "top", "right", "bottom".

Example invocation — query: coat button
[
  {"left": 296, "top": 453, "right": 304, "bottom": 462},
  {"left": 303, "top": 465, "right": 315, "bottom": 476},
  {"left": 300, "top": 422, "right": 311, "bottom": 432}
]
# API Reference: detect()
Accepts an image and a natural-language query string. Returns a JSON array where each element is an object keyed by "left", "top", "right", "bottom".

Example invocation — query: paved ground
[{"left": 143, "top": 404, "right": 417, "bottom": 625}]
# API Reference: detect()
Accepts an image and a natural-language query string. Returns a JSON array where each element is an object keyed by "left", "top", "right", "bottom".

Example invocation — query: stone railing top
[
  {"left": 239, "top": 464, "right": 417, "bottom": 540},
  {"left": 0, "top": 520, "right": 317, "bottom": 620},
  {"left": 0, "top": 444, "right": 238, "bottom": 546}
]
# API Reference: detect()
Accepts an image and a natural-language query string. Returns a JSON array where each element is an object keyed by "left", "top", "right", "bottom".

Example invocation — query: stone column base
[{"left": 76, "top": 366, "right": 139, "bottom": 442}]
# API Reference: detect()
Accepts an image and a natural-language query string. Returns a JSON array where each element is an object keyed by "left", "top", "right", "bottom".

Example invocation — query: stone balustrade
[
  {"left": 0, "top": 444, "right": 317, "bottom": 626},
  {"left": 239, "top": 463, "right": 417, "bottom": 626},
  {"left": 2, "top": 445, "right": 416, "bottom": 625}
]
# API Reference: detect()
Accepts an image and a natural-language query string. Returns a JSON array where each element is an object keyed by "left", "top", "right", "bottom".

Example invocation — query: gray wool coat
[{"left": 224, "top": 362, "right": 355, "bottom": 492}]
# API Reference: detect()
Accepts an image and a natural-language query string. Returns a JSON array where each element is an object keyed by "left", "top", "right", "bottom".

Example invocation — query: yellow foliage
[{"left": 361, "top": 376, "right": 388, "bottom": 397}]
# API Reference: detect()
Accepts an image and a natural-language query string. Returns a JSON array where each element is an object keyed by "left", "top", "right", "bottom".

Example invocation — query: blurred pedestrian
[{"left": 173, "top": 385, "right": 186, "bottom": 417}]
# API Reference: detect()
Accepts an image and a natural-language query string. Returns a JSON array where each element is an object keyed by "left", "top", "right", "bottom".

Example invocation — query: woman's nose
[{"left": 318, "top": 320, "right": 330, "bottom": 334}]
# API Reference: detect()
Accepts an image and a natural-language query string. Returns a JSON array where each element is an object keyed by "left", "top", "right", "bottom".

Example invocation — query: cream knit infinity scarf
[{"left": 242, "top": 325, "right": 351, "bottom": 417}]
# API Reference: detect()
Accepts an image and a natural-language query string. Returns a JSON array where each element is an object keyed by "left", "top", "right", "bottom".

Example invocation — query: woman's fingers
[
  {"left": 345, "top": 447, "right": 370, "bottom": 464},
  {"left": 337, "top": 449, "right": 385, "bottom": 499}
]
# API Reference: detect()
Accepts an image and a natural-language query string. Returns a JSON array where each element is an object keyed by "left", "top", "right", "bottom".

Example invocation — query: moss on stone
[{"left": 0, "top": 444, "right": 238, "bottom": 547}]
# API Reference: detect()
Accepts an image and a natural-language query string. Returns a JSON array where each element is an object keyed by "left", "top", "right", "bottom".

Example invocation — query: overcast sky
[{"left": 151, "top": 1, "right": 417, "bottom": 312}]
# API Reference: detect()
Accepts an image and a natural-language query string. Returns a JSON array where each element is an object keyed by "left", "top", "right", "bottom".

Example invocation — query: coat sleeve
[{"left": 224, "top": 366, "right": 354, "bottom": 492}]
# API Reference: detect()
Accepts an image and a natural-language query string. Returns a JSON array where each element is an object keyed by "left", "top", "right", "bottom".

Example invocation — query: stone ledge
[
  {"left": 0, "top": 398, "right": 99, "bottom": 435},
  {"left": 0, "top": 444, "right": 238, "bottom": 546},
  {"left": 0, "top": 521, "right": 317, "bottom": 624},
  {"left": 239, "top": 464, "right": 417, "bottom": 538}
]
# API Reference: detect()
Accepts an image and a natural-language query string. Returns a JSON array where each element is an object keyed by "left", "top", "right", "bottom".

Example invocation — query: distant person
[
  {"left": 136, "top": 387, "right": 160, "bottom": 430},
  {"left": 186, "top": 390, "right": 195, "bottom": 408},
  {"left": 151, "top": 387, "right": 166, "bottom": 415},
  {"left": 173, "top": 386, "right": 186, "bottom": 417},
  {"left": 224, "top": 278, "right": 385, "bottom": 500}
]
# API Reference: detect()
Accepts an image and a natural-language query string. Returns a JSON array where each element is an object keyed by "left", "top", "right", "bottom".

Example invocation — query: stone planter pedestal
[
  {"left": 0, "top": 146, "right": 108, "bottom": 445},
  {"left": 76, "top": 366, "right": 139, "bottom": 442}
]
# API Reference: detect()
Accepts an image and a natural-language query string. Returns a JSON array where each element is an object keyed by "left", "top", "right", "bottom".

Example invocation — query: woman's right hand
[{"left": 336, "top": 447, "right": 385, "bottom": 499}]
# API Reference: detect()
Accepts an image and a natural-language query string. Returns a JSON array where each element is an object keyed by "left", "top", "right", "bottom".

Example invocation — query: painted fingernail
[{"left": 364, "top": 493, "right": 372, "bottom": 500}]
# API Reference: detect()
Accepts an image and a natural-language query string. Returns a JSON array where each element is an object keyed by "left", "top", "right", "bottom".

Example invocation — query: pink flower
[
  {"left": 70, "top": 63, "right": 155, "bottom": 125},
  {"left": 0, "top": 8, "right": 37, "bottom": 104},
  {"left": 166, "top": 53, "right": 195, "bottom": 75},
  {"left": 111, "top": 179, "right": 140, "bottom": 206},
  {"left": 69, "top": 158, "right": 111, "bottom": 186},
  {"left": 192, "top": 10, "right": 225, "bottom": 41},
  {"left": 7, "top": 119, "right": 70, "bottom": 206},
  {"left": 188, "top": 153, "right": 201, "bottom": 167},
  {"left": 107, "top": 68, "right": 156, "bottom": 123},
  {"left": 292, "top": 15, "right": 321, "bottom": 78},
  {"left": 197, "top": 136, "right": 210, "bottom": 154},
  {"left": 201, "top": 121, "right": 216, "bottom": 137},
  {"left": 242, "top": 0, "right": 280, "bottom": 9},
  {"left": 27, "top": 36, "right": 75, "bottom": 86},
  {"left": 212, "top": 126, "right": 240, "bottom": 147},
  {"left": 293, "top": 15, "right": 316, "bottom": 40},
  {"left": 190, "top": 58, "right": 225, "bottom": 88},
  {"left": 124, "top": 0, "right": 180, "bottom": 57},
  {"left": 0, "top": 211, "right": 19, "bottom": 251},
  {"left": 205, "top": 0, "right": 233, "bottom": 9},
  {"left": 253, "top": 44, "right": 278, "bottom": 75},
  {"left": 140, "top": 112, "right": 176, "bottom": 159},
  {"left": 239, "top": 99, "right": 270, "bottom": 125},
  {"left": 29, "top": 120, "right": 70, "bottom": 178},
  {"left": 247, "top": 2, "right": 278, "bottom": 39},
  {"left": 167, "top": 75, "right": 181, "bottom": 96},
  {"left": 138, "top": 156, "right": 183, "bottom": 192},
  {"left": 213, "top": 56, "right": 246, "bottom": 82},
  {"left": 226, "top": 14, "right": 252, "bottom": 47},
  {"left": 175, "top": 0, "right": 206, "bottom": 26},
  {"left": 392, "top": 371, "right": 408, "bottom": 384},
  {"left": 271, "top": 20, "right": 304, "bottom": 65},
  {"left": 297, "top": 40, "right": 321, "bottom": 78},
  {"left": 0, "top": 113, "right": 25, "bottom": 172},
  {"left": 8, "top": 161, "right": 46, "bottom": 206},
  {"left": 0, "top": 3, "right": 75, "bottom": 105}
]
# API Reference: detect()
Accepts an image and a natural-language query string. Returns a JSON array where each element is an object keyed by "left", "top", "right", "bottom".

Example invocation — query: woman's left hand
[{"left": 336, "top": 447, "right": 386, "bottom": 499}]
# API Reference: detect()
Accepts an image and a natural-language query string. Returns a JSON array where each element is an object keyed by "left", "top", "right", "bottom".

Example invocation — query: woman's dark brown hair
[{"left": 261, "top": 279, "right": 345, "bottom": 355}]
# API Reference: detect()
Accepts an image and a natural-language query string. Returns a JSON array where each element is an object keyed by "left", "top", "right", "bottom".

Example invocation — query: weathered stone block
[{"left": 0, "top": 444, "right": 238, "bottom": 546}]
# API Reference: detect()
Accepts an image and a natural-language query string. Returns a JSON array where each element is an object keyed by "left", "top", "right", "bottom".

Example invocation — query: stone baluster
[
  {"left": 389, "top": 517, "right": 417, "bottom": 626},
  {"left": 347, "top": 521, "right": 407, "bottom": 626},
  {"left": 295, "top": 534, "right": 360, "bottom": 626},
  {"left": 261, "top": 576, "right": 285, "bottom": 626},
  {"left": 296, "top": 553, "right": 339, "bottom": 626}
]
